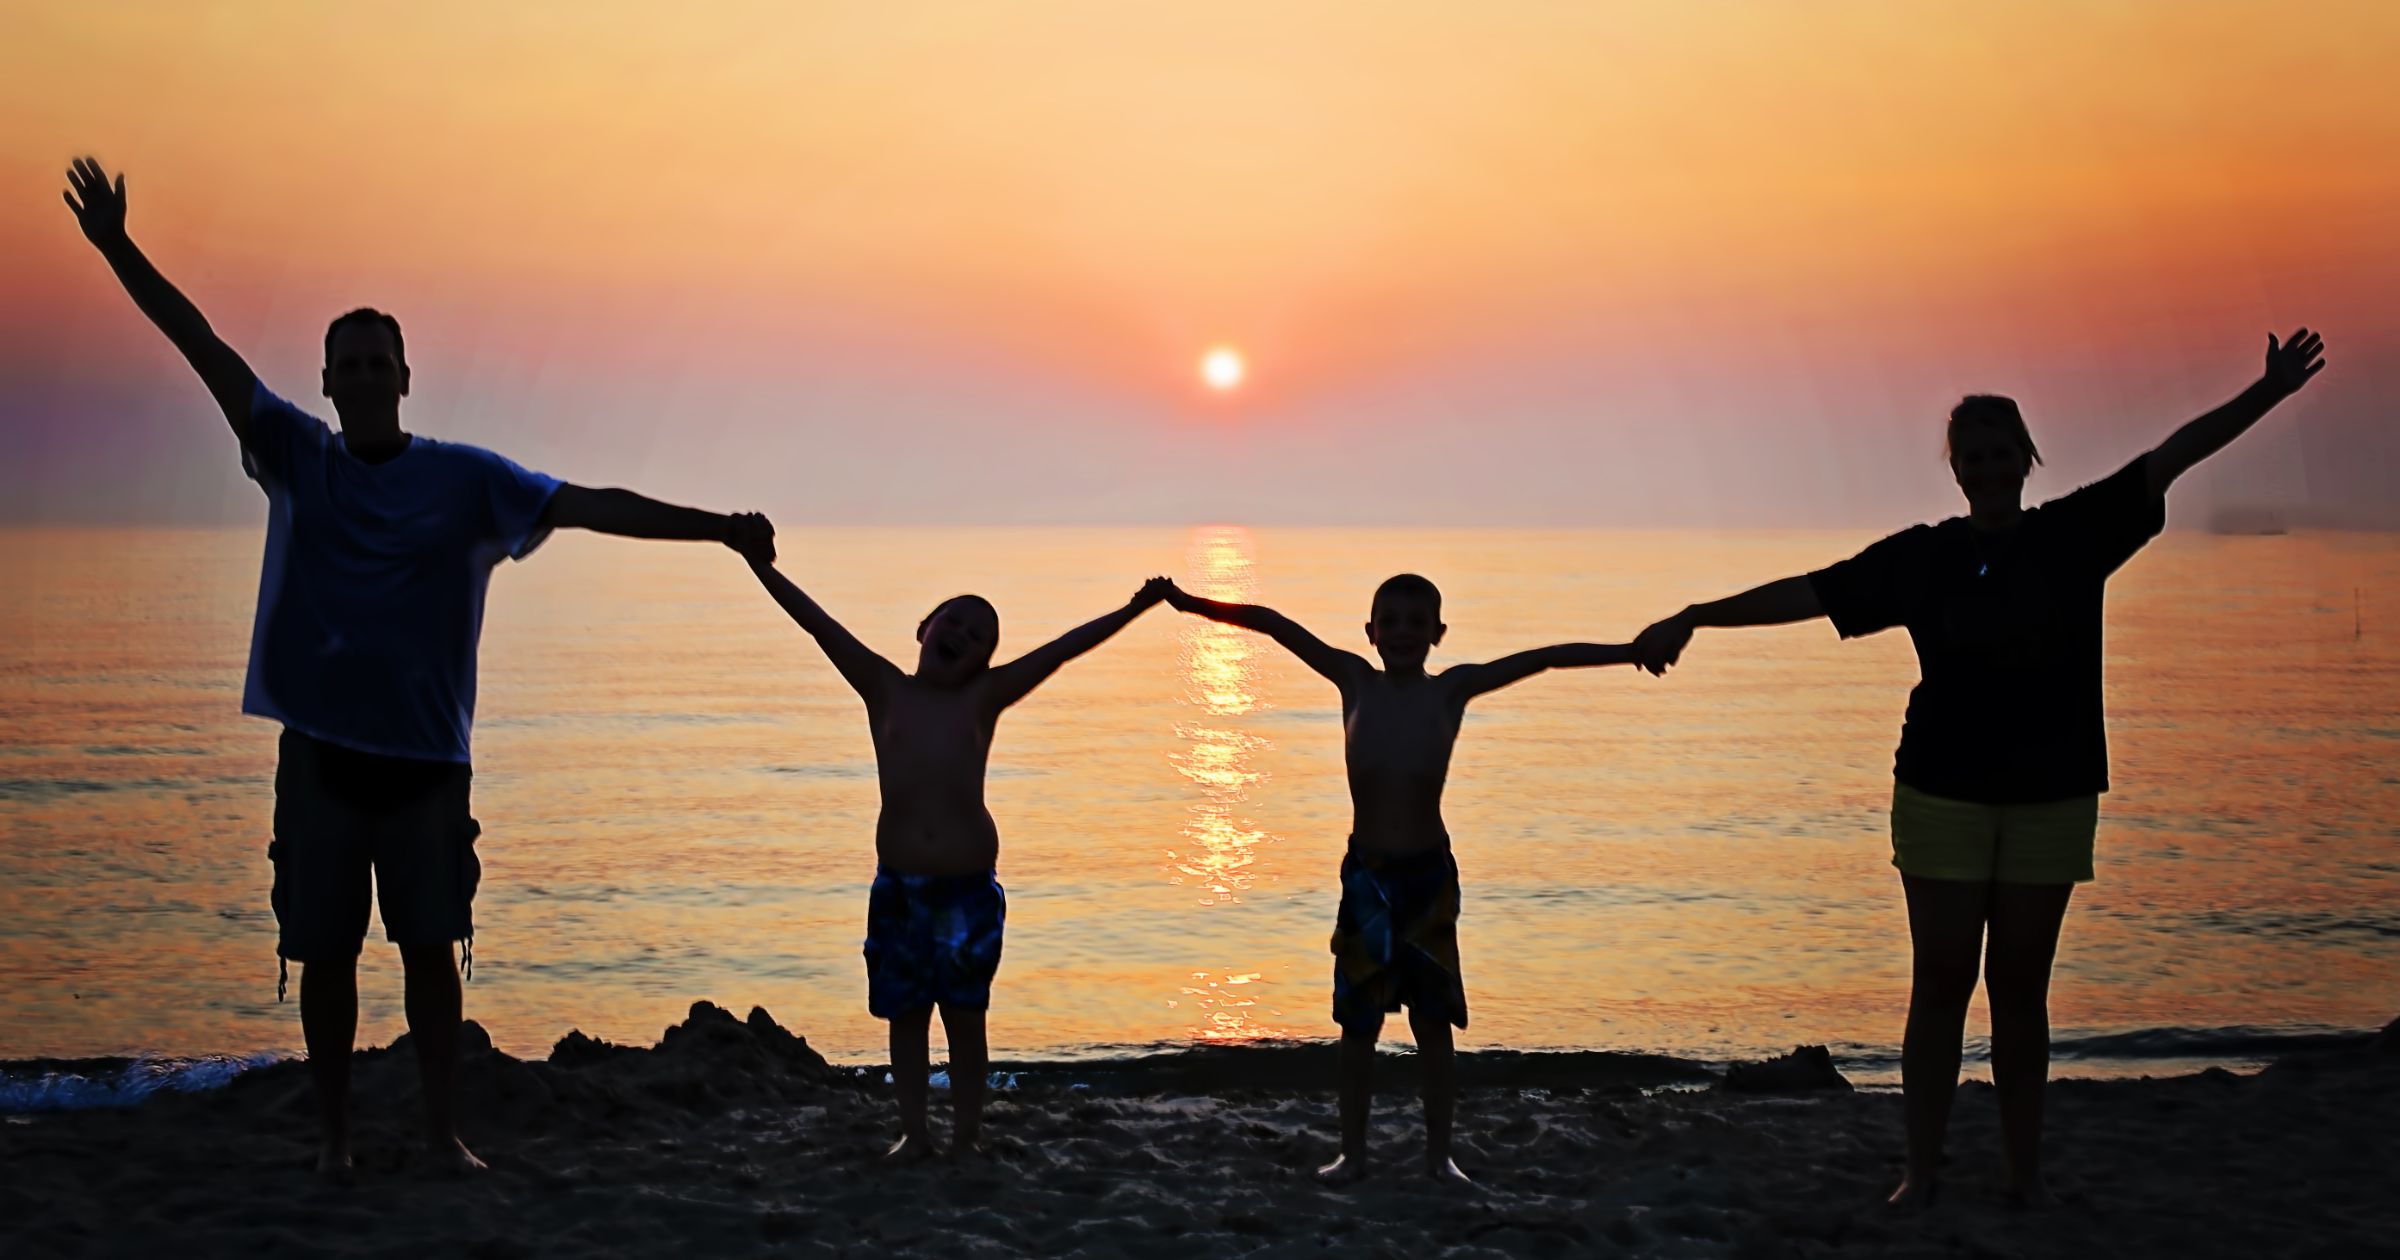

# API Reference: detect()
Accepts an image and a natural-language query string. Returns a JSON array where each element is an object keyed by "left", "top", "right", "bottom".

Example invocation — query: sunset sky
[{"left": 3, "top": 1, "right": 2394, "bottom": 527}]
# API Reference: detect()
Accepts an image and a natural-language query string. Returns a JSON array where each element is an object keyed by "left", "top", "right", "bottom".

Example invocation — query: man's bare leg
[
  {"left": 1407, "top": 1005, "right": 1470, "bottom": 1184},
  {"left": 939, "top": 1004, "right": 990, "bottom": 1155},
  {"left": 398, "top": 942, "right": 485, "bottom": 1174},
  {"left": 1316, "top": 1027, "right": 1378, "bottom": 1183},
  {"left": 299, "top": 956, "right": 359, "bottom": 1181},
  {"left": 886, "top": 1007, "right": 937, "bottom": 1160}
]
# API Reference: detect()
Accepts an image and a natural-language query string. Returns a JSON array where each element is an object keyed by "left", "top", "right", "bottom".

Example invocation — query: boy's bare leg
[
  {"left": 1985, "top": 883, "right": 2073, "bottom": 1207},
  {"left": 1890, "top": 875, "right": 1991, "bottom": 1209},
  {"left": 886, "top": 1007, "right": 937, "bottom": 1159},
  {"left": 299, "top": 956, "right": 358, "bottom": 1181},
  {"left": 938, "top": 1004, "right": 991, "bottom": 1154},
  {"left": 1407, "top": 1005, "right": 1470, "bottom": 1183},
  {"left": 399, "top": 942, "right": 486, "bottom": 1174},
  {"left": 1316, "top": 1027, "right": 1378, "bottom": 1183}
]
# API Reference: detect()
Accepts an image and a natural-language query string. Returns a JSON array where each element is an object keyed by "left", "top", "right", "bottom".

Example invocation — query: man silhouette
[{"left": 64, "top": 156, "right": 774, "bottom": 1178}]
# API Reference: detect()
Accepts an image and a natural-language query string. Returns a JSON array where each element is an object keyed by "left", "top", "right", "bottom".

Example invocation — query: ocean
[{"left": 3, "top": 524, "right": 2395, "bottom": 1086}]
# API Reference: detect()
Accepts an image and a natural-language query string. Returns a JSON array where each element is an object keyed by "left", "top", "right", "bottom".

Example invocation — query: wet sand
[{"left": 4, "top": 1003, "right": 2395, "bottom": 1258}]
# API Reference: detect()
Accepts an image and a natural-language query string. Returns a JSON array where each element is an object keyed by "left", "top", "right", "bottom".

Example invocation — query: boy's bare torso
[
  {"left": 1342, "top": 669, "right": 1471, "bottom": 858},
  {"left": 869, "top": 678, "right": 1002, "bottom": 875}
]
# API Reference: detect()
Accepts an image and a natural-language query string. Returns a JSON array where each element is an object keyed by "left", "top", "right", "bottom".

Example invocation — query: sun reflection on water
[{"left": 1165, "top": 526, "right": 1290, "bottom": 1042}]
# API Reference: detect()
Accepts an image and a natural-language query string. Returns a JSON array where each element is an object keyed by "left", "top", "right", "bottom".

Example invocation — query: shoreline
[
  {"left": 3, "top": 1003, "right": 2394, "bottom": 1257},
  {"left": 5, "top": 1017, "right": 2385, "bottom": 1114}
]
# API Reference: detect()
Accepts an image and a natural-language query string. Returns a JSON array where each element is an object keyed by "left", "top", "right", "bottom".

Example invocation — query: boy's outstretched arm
[
  {"left": 1162, "top": 581, "right": 1372, "bottom": 687},
  {"left": 1448, "top": 643, "right": 1640, "bottom": 701},
  {"left": 741, "top": 549, "right": 904, "bottom": 704},
  {"left": 981, "top": 577, "right": 1171, "bottom": 711},
  {"left": 63, "top": 158, "right": 256, "bottom": 440}
]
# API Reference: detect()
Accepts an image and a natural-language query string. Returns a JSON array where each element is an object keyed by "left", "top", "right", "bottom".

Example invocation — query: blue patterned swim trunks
[{"left": 863, "top": 867, "right": 1007, "bottom": 1018}]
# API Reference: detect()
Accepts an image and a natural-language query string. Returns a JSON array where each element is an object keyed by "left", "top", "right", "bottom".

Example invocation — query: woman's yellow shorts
[{"left": 1889, "top": 782, "right": 2099, "bottom": 885}]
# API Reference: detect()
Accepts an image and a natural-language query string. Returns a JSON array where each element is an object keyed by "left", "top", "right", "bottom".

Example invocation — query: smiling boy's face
[
  {"left": 1365, "top": 591, "right": 1444, "bottom": 670},
  {"left": 916, "top": 596, "right": 999, "bottom": 684}
]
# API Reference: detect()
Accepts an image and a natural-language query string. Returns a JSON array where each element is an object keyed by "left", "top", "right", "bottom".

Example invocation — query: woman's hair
[{"left": 1946, "top": 395, "right": 2042, "bottom": 466}]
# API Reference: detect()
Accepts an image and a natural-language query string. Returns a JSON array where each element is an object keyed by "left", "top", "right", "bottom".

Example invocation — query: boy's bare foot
[
  {"left": 1425, "top": 1157, "right": 1474, "bottom": 1186},
  {"left": 1886, "top": 1173, "right": 1938, "bottom": 1210},
  {"left": 884, "top": 1132, "right": 940, "bottom": 1163},
  {"left": 428, "top": 1136, "right": 489, "bottom": 1176},
  {"left": 1314, "top": 1152, "right": 1367, "bottom": 1184},
  {"left": 315, "top": 1142, "right": 356, "bottom": 1186}
]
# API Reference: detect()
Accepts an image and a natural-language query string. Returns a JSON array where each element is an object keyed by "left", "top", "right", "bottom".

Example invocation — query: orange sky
[{"left": 3, "top": 2, "right": 2394, "bottom": 526}]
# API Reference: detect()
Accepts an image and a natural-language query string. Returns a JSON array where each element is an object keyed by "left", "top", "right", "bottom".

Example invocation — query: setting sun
[{"left": 1200, "top": 347, "right": 1245, "bottom": 392}]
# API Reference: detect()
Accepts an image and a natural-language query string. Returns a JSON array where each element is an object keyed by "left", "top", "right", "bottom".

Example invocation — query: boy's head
[
  {"left": 1365, "top": 573, "right": 1445, "bottom": 669},
  {"left": 321, "top": 308, "right": 410, "bottom": 420},
  {"left": 916, "top": 594, "right": 1000, "bottom": 684}
]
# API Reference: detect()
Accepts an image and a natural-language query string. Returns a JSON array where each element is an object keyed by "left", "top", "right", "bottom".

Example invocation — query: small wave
[{"left": 0, "top": 1053, "right": 281, "bottom": 1114}]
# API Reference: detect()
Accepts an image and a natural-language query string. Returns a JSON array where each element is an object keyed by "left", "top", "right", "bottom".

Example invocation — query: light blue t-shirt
[{"left": 239, "top": 381, "right": 562, "bottom": 764}]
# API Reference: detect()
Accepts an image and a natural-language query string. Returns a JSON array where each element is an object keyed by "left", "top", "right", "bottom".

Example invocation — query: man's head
[
  {"left": 916, "top": 594, "right": 1000, "bottom": 685},
  {"left": 1365, "top": 573, "right": 1445, "bottom": 670},
  {"left": 1945, "top": 394, "right": 2040, "bottom": 511},
  {"left": 321, "top": 308, "right": 410, "bottom": 422}
]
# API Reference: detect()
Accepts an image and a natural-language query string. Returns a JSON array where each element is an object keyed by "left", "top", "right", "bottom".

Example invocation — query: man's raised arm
[{"left": 63, "top": 158, "right": 256, "bottom": 439}]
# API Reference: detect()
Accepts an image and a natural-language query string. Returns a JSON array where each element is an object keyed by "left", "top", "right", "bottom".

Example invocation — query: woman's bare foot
[
  {"left": 1425, "top": 1157, "right": 1474, "bottom": 1186},
  {"left": 1314, "top": 1152, "right": 1367, "bottom": 1184},
  {"left": 884, "top": 1132, "right": 940, "bottom": 1163},
  {"left": 428, "top": 1135, "right": 489, "bottom": 1176},
  {"left": 1886, "top": 1172, "right": 1938, "bottom": 1210}
]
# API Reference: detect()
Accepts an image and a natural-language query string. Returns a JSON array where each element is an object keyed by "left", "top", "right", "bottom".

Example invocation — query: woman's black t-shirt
[{"left": 1806, "top": 456, "right": 2166, "bottom": 805}]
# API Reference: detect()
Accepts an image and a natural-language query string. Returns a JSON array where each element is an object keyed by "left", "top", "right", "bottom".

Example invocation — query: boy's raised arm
[
  {"left": 1449, "top": 643, "right": 1640, "bottom": 700},
  {"left": 981, "top": 577, "right": 1171, "bottom": 711},
  {"left": 742, "top": 548, "right": 903, "bottom": 704},
  {"left": 1163, "top": 581, "right": 1371, "bottom": 687}
]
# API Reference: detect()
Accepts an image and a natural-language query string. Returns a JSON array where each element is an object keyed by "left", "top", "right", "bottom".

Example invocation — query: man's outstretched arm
[
  {"left": 540, "top": 486, "right": 771, "bottom": 557},
  {"left": 63, "top": 157, "right": 255, "bottom": 438},
  {"left": 1162, "top": 581, "right": 1371, "bottom": 687}
]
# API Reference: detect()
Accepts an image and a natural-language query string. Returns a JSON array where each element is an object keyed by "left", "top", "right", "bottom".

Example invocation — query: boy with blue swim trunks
[
  {"left": 1163, "top": 574, "right": 1649, "bottom": 1184},
  {"left": 734, "top": 539, "right": 1170, "bottom": 1159}
]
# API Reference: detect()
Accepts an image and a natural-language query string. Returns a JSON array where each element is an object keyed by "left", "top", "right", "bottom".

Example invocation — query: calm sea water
[{"left": 2, "top": 526, "right": 2395, "bottom": 1075}]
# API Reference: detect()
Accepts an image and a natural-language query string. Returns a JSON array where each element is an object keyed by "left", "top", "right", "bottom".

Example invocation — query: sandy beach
[{"left": 4, "top": 1003, "right": 2394, "bottom": 1259}]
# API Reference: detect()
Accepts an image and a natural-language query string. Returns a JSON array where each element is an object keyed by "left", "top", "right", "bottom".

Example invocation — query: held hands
[
  {"left": 1631, "top": 613, "right": 1693, "bottom": 677},
  {"left": 724, "top": 512, "right": 777, "bottom": 565},
  {"left": 2262, "top": 328, "right": 2327, "bottom": 397},
  {"left": 62, "top": 157, "right": 128, "bottom": 249},
  {"left": 1135, "top": 575, "right": 1175, "bottom": 609}
]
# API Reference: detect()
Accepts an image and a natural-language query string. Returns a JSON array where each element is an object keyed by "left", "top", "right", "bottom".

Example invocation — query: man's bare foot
[
  {"left": 884, "top": 1132, "right": 939, "bottom": 1163},
  {"left": 1314, "top": 1152, "right": 1367, "bottom": 1184},
  {"left": 427, "top": 1135, "right": 489, "bottom": 1176},
  {"left": 1425, "top": 1157, "right": 1474, "bottom": 1186},
  {"left": 315, "top": 1142, "right": 356, "bottom": 1186},
  {"left": 1886, "top": 1173, "right": 1938, "bottom": 1210}
]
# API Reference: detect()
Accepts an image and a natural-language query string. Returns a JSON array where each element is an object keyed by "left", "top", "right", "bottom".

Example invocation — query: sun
[{"left": 1200, "top": 347, "right": 1245, "bottom": 392}]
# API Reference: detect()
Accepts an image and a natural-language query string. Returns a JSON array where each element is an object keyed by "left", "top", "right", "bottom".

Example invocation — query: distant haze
[{"left": 3, "top": 2, "right": 2394, "bottom": 529}]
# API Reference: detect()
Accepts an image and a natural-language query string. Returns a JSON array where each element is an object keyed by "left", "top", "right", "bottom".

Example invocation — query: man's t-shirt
[
  {"left": 239, "top": 381, "right": 561, "bottom": 764},
  {"left": 1807, "top": 456, "right": 2165, "bottom": 804}
]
